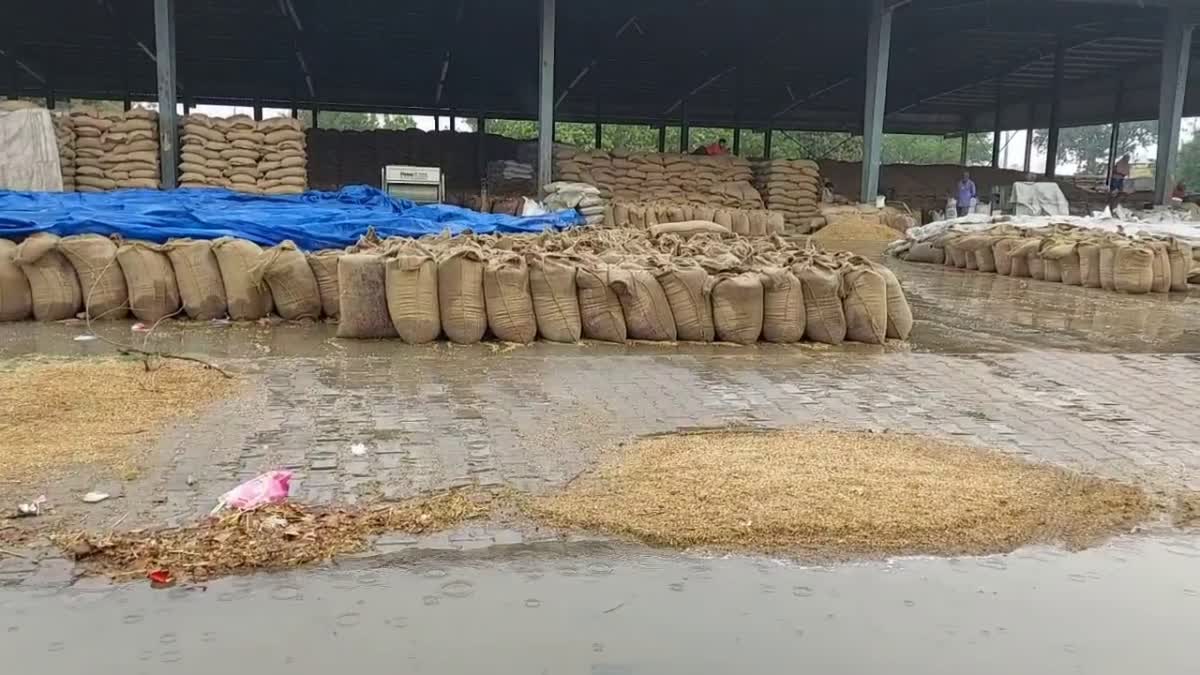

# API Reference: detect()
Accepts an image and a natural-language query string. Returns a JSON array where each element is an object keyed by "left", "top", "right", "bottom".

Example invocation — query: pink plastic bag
[{"left": 213, "top": 470, "right": 293, "bottom": 513}]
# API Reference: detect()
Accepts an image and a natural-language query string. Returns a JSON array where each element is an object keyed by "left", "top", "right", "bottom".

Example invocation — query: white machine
[{"left": 381, "top": 165, "right": 444, "bottom": 204}]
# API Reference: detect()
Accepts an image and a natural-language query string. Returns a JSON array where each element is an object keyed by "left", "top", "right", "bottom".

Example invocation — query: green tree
[
  {"left": 1175, "top": 133, "right": 1200, "bottom": 194},
  {"left": 1033, "top": 122, "right": 1157, "bottom": 175},
  {"left": 381, "top": 114, "right": 417, "bottom": 130}
]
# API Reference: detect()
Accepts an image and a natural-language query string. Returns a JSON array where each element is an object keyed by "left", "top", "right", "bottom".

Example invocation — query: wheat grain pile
[
  {"left": 532, "top": 429, "right": 1150, "bottom": 558},
  {"left": 0, "top": 358, "right": 238, "bottom": 485}
]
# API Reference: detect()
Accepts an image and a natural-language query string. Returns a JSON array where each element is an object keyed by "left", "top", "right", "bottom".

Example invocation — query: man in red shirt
[{"left": 704, "top": 138, "right": 730, "bottom": 155}]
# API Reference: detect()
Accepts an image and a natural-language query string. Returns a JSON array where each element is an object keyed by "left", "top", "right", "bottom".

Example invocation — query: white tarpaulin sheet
[
  {"left": 0, "top": 108, "right": 62, "bottom": 191},
  {"left": 1009, "top": 182, "right": 1070, "bottom": 217}
]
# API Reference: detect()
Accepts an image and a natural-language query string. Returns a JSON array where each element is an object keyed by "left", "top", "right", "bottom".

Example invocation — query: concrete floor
[{"left": 1, "top": 256, "right": 1199, "bottom": 673}]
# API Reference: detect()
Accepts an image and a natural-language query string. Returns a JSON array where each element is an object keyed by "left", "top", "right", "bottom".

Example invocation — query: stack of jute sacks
[
  {"left": 552, "top": 146, "right": 764, "bottom": 209},
  {"left": 608, "top": 202, "right": 784, "bottom": 238},
  {"left": 0, "top": 230, "right": 914, "bottom": 348},
  {"left": 179, "top": 114, "right": 307, "bottom": 194},
  {"left": 898, "top": 223, "right": 1194, "bottom": 295},
  {"left": 70, "top": 108, "right": 160, "bottom": 192},
  {"left": 486, "top": 160, "right": 535, "bottom": 197},
  {"left": 753, "top": 159, "right": 824, "bottom": 234},
  {"left": 52, "top": 114, "right": 77, "bottom": 192}
]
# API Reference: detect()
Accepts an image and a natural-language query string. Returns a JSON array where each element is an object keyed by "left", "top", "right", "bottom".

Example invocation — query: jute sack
[
  {"left": 14, "top": 234, "right": 83, "bottom": 321},
  {"left": 1007, "top": 239, "right": 1039, "bottom": 279},
  {"left": 1114, "top": 243, "right": 1154, "bottom": 294},
  {"left": 1077, "top": 240, "right": 1103, "bottom": 288},
  {"left": 610, "top": 263, "right": 677, "bottom": 342},
  {"left": 1040, "top": 239, "right": 1080, "bottom": 286},
  {"left": 484, "top": 252, "right": 537, "bottom": 344},
  {"left": 904, "top": 242, "right": 944, "bottom": 265},
  {"left": 212, "top": 237, "right": 273, "bottom": 320},
  {"left": 0, "top": 239, "right": 32, "bottom": 321},
  {"left": 655, "top": 261, "right": 714, "bottom": 342},
  {"left": 58, "top": 234, "right": 129, "bottom": 319},
  {"left": 164, "top": 239, "right": 228, "bottom": 320},
  {"left": 336, "top": 254, "right": 396, "bottom": 339},
  {"left": 528, "top": 254, "right": 581, "bottom": 343},
  {"left": 576, "top": 263, "right": 627, "bottom": 343},
  {"left": 1147, "top": 241, "right": 1171, "bottom": 294},
  {"left": 712, "top": 272, "right": 764, "bottom": 345},
  {"left": 793, "top": 257, "right": 846, "bottom": 345},
  {"left": 992, "top": 238, "right": 1019, "bottom": 276},
  {"left": 115, "top": 241, "right": 181, "bottom": 322},
  {"left": 307, "top": 250, "right": 341, "bottom": 319},
  {"left": 1099, "top": 241, "right": 1121, "bottom": 291},
  {"left": 841, "top": 258, "right": 887, "bottom": 345},
  {"left": 957, "top": 234, "right": 995, "bottom": 273},
  {"left": 759, "top": 267, "right": 804, "bottom": 344},
  {"left": 252, "top": 241, "right": 322, "bottom": 320},
  {"left": 650, "top": 221, "right": 728, "bottom": 238},
  {"left": 385, "top": 248, "right": 441, "bottom": 344},
  {"left": 876, "top": 264, "right": 913, "bottom": 340},
  {"left": 438, "top": 246, "right": 488, "bottom": 344},
  {"left": 1168, "top": 239, "right": 1193, "bottom": 292}
]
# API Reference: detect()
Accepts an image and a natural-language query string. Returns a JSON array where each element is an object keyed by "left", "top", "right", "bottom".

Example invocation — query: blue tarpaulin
[{"left": 0, "top": 185, "right": 583, "bottom": 251}]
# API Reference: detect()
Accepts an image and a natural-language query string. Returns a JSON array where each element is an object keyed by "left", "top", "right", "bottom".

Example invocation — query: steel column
[
  {"left": 1024, "top": 104, "right": 1034, "bottom": 174},
  {"left": 860, "top": 0, "right": 894, "bottom": 204},
  {"left": 536, "top": 0, "right": 556, "bottom": 193},
  {"left": 594, "top": 122, "right": 602, "bottom": 148},
  {"left": 1045, "top": 34, "right": 1065, "bottom": 178},
  {"left": 312, "top": 106, "right": 320, "bottom": 129},
  {"left": 960, "top": 122, "right": 969, "bottom": 166},
  {"left": 1106, "top": 81, "right": 1124, "bottom": 186},
  {"left": 253, "top": 103, "right": 263, "bottom": 121},
  {"left": 657, "top": 125, "right": 666, "bottom": 153},
  {"left": 732, "top": 128, "right": 741, "bottom": 156},
  {"left": 679, "top": 101, "right": 689, "bottom": 153},
  {"left": 1154, "top": 4, "right": 1195, "bottom": 204},
  {"left": 153, "top": 0, "right": 179, "bottom": 189},
  {"left": 991, "top": 92, "right": 1003, "bottom": 168},
  {"left": 764, "top": 128, "right": 773, "bottom": 159}
]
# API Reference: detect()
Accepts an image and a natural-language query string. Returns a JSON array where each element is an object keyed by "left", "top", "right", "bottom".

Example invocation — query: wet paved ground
[{"left": 2, "top": 256, "right": 1200, "bottom": 671}]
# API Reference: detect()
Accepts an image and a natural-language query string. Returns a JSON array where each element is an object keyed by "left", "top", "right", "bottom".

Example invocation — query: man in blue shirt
[{"left": 956, "top": 171, "right": 976, "bottom": 217}]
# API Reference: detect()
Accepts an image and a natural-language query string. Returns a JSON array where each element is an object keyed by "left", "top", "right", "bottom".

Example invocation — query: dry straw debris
[
  {"left": 0, "top": 358, "right": 238, "bottom": 485},
  {"left": 58, "top": 491, "right": 484, "bottom": 581},
  {"left": 531, "top": 429, "right": 1150, "bottom": 558}
]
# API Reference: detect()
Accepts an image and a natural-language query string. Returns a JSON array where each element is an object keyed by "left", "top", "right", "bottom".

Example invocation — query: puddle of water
[{"left": 2, "top": 535, "right": 1197, "bottom": 674}]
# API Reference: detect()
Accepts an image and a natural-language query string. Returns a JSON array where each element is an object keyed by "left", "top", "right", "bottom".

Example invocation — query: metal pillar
[
  {"left": 594, "top": 122, "right": 602, "bottom": 148},
  {"left": 1106, "top": 81, "right": 1124, "bottom": 186},
  {"left": 860, "top": 0, "right": 894, "bottom": 204},
  {"left": 290, "top": 106, "right": 298, "bottom": 119},
  {"left": 764, "top": 128, "right": 773, "bottom": 159},
  {"left": 1045, "top": 34, "right": 1065, "bottom": 178},
  {"left": 1023, "top": 104, "right": 1034, "bottom": 174},
  {"left": 657, "top": 125, "right": 666, "bottom": 153},
  {"left": 434, "top": 114, "right": 440, "bottom": 131},
  {"left": 991, "top": 93, "right": 1003, "bottom": 168},
  {"left": 960, "top": 126, "right": 969, "bottom": 166},
  {"left": 536, "top": 0, "right": 556, "bottom": 193},
  {"left": 679, "top": 101, "right": 690, "bottom": 153},
  {"left": 1154, "top": 5, "right": 1195, "bottom": 203},
  {"left": 312, "top": 106, "right": 320, "bottom": 129},
  {"left": 153, "top": 0, "right": 179, "bottom": 189},
  {"left": 253, "top": 103, "right": 263, "bottom": 121},
  {"left": 732, "top": 128, "right": 741, "bottom": 156}
]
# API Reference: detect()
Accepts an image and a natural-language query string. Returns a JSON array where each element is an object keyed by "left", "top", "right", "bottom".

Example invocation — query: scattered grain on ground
[
  {"left": 57, "top": 491, "right": 485, "bottom": 581},
  {"left": 1175, "top": 493, "right": 1200, "bottom": 528},
  {"left": 0, "top": 357, "right": 238, "bottom": 486},
  {"left": 530, "top": 428, "right": 1151, "bottom": 559},
  {"left": 812, "top": 219, "right": 904, "bottom": 243}
]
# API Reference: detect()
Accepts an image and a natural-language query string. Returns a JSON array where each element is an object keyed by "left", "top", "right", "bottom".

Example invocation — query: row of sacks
[
  {"left": 608, "top": 201, "right": 786, "bottom": 237},
  {"left": 330, "top": 229, "right": 913, "bottom": 345},
  {"left": 0, "top": 230, "right": 914, "bottom": 346},
  {"left": 898, "top": 224, "right": 1194, "bottom": 294},
  {"left": 0, "top": 234, "right": 338, "bottom": 323}
]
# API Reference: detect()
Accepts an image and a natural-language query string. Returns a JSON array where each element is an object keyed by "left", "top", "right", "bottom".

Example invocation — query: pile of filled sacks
[
  {"left": 896, "top": 224, "right": 1194, "bottom": 294},
  {"left": 607, "top": 201, "right": 785, "bottom": 237},
  {"left": 179, "top": 114, "right": 307, "bottom": 194},
  {"left": 0, "top": 230, "right": 914, "bottom": 346}
]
